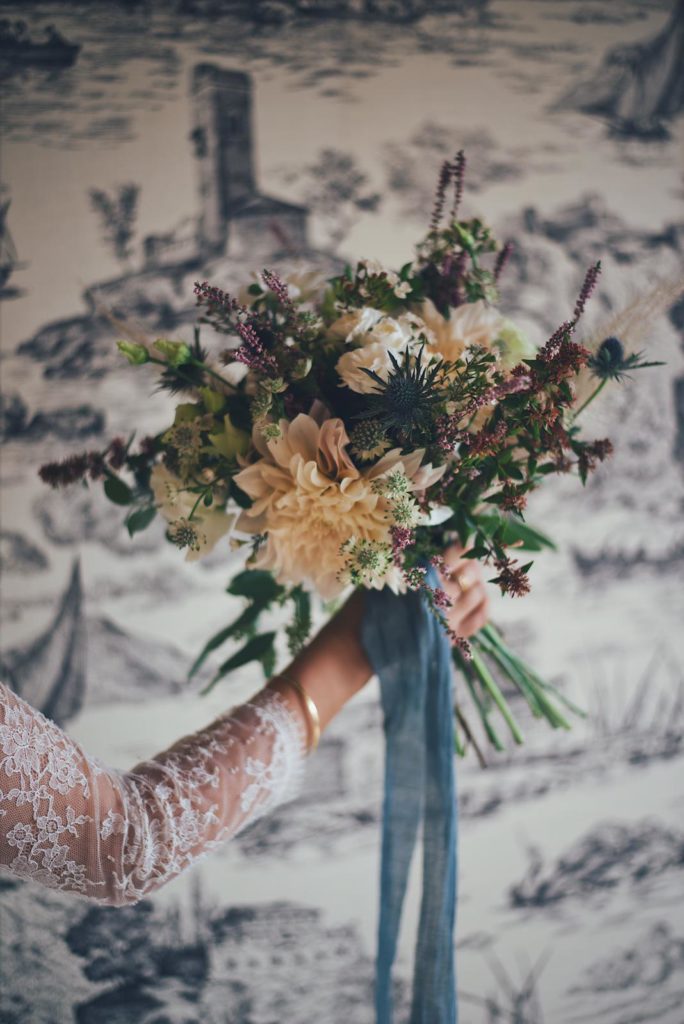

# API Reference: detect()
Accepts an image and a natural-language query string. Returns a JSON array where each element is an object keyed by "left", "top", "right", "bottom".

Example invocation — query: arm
[
  {"left": 0, "top": 557, "right": 486, "bottom": 908},
  {"left": 0, "top": 592, "right": 373, "bottom": 907}
]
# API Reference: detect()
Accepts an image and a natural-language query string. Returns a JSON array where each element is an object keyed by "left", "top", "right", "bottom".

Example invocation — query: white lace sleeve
[{"left": 0, "top": 680, "right": 306, "bottom": 906}]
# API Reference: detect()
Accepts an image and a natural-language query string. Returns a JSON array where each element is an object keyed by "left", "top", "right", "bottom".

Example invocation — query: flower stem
[
  {"left": 574, "top": 377, "right": 607, "bottom": 419},
  {"left": 188, "top": 487, "right": 210, "bottom": 521},
  {"left": 189, "top": 358, "right": 237, "bottom": 390}
]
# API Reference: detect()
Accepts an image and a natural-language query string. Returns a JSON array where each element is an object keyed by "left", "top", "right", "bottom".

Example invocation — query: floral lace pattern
[{"left": 0, "top": 681, "right": 306, "bottom": 906}]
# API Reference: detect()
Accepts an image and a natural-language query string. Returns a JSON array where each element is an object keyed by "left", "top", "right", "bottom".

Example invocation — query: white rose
[
  {"left": 364, "top": 314, "right": 417, "bottom": 351},
  {"left": 327, "top": 306, "right": 385, "bottom": 343},
  {"left": 336, "top": 341, "right": 398, "bottom": 394},
  {"left": 420, "top": 298, "right": 504, "bottom": 365}
]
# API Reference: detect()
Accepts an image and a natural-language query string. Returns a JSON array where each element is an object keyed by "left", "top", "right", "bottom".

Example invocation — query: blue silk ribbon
[{"left": 361, "top": 566, "right": 458, "bottom": 1024}]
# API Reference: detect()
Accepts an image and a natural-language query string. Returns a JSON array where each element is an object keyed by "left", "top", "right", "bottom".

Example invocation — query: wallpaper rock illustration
[{"left": 1, "top": 2, "right": 682, "bottom": 1021}]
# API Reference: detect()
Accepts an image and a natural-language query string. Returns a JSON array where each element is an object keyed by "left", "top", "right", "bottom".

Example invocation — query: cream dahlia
[{"left": 233, "top": 414, "right": 444, "bottom": 599}]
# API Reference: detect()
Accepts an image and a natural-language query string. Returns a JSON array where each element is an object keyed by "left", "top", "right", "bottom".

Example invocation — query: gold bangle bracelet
[{"left": 276, "top": 672, "right": 321, "bottom": 753}]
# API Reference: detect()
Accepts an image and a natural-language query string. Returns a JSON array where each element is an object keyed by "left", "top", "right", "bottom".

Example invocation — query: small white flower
[{"left": 150, "top": 464, "right": 236, "bottom": 562}]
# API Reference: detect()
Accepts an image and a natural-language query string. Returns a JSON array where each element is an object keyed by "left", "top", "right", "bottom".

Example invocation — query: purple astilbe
[
  {"left": 448, "top": 248, "right": 468, "bottom": 307},
  {"left": 466, "top": 420, "right": 508, "bottom": 457},
  {"left": 461, "top": 375, "right": 513, "bottom": 415},
  {"left": 430, "top": 553, "right": 447, "bottom": 574},
  {"left": 87, "top": 451, "right": 107, "bottom": 480},
  {"left": 539, "top": 262, "right": 601, "bottom": 368},
  {"left": 492, "top": 556, "right": 531, "bottom": 597},
  {"left": 435, "top": 413, "right": 464, "bottom": 453},
  {"left": 540, "top": 319, "right": 575, "bottom": 360},
  {"left": 577, "top": 437, "right": 614, "bottom": 479},
  {"left": 494, "top": 241, "right": 513, "bottom": 283},
  {"left": 194, "top": 280, "right": 244, "bottom": 315},
  {"left": 538, "top": 333, "right": 590, "bottom": 384},
  {"left": 262, "top": 268, "right": 296, "bottom": 317},
  {"left": 500, "top": 485, "right": 527, "bottom": 513},
  {"left": 39, "top": 449, "right": 107, "bottom": 487},
  {"left": 466, "top": 375, "right": 534, "bottom": 411},
  {"left": 229, "top": 319, "right": 279, "bottom": 375},
  {"left": 398, "top": 557, "right": 471, "bottom": 658},
  {"left": 432, "top": 586, "right": 453, "bottom": 611},
  {"left": 450, "top": 150, "right": 466, "bottom": 220},
  {"left": 573, "top": 261, "right": 601, "bottom": 322},
  {"left": 451, "top": 633, "right": 472, "bottom": 658},
  {"left": 107, "top": 437, "right": 127, "bottom": 470},
  {"left": 38, "top": 453, "right": 89, "bottom": 487},
  {"left": 430, "top": 160, "right": 452, "bottom": 230},
  {"left": 391, "top": 525, "right": 414, "bottom": 562}
]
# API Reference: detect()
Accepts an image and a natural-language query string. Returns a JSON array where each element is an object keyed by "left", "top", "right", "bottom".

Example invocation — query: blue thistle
[
  {"left": 357, "top": 348, "right": 446, "bottom": 445},
  {"left": 588, "top": 336, "right": 663, "bottom": 382}
]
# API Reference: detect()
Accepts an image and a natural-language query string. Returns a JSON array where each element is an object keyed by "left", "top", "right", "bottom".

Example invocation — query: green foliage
[
  {"left": 201, "top": 632, "right": 277, "bottom": 695},
  {"left": 125, "top": 505, "right": 156, "bottom": 537},
  {"left": 104, "top": 476, "right": 133, "bottom": 505},
  {"left": 286, "top": 586, "right": 312, "bottom": 655}
]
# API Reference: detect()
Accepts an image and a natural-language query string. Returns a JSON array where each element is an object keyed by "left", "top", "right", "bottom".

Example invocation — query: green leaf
[
  {"left": 188, "top": 603, "right": 265, "bottom": 679},
  {"left": 125, "top": 505, "right": 157, "bottom": 537},
  {"left": 462, "top": 546, "right": 490, "bottom": 560},
  {"left": 198, "top": 387, "right": 226, "bottom": 413},
  {"left": 104, "top": 476, "right": 134, "bottom": 506},
  {"left": 500, "top": 519, "right": 556, "bottom": 552},
  {"left": 227, "top": 569, "right": 285, "bottom": 605},
  {"left": 207, "top": 414, "right": 250, "bottom": 460},
  {"left": 201, "top": 632, "right": 276, "bottom": 695}
]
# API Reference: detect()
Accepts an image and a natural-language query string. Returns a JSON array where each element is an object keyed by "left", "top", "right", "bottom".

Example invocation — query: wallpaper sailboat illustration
[{"left": 1, "top": 2, "right": 683, "bottom": 1021}]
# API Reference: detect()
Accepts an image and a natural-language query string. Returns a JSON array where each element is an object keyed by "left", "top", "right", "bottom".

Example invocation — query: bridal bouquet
[{"left": 39, "top": 156, "right": 659, "bottom": 759}]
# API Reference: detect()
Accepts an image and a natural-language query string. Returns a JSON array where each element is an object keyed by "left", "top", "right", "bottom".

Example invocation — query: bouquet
[{"left": 39, "top": 154, "right": 662, "bottom": 762}]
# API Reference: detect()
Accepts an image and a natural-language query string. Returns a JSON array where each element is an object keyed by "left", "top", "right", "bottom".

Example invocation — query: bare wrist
[{"left": 275, "top": 589, "right": 372, "bottom": 734}]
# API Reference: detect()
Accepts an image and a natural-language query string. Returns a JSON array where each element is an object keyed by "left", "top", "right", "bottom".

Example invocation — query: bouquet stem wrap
[{"left": 362, "top": 566, "right": 458, "bottom": 1024}]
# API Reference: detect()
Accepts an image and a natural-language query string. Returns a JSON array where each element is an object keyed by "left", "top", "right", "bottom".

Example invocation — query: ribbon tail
[
  {"left": 410, "top": 611, "right": 458, "bottom": 1024},
  {"left": 361, "top": 571, "right": 459, "bottom": 1024},
  {"left": 376, "top": 725, "right": 425, "bottom": 1023},
  {"left": 362, "top": 587, "right": 429, "bottom": 1024}
]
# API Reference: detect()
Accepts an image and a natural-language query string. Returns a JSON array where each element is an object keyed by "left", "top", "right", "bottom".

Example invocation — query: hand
[{"left": 438, "top": 544, "right": 490, "bottom": 640}]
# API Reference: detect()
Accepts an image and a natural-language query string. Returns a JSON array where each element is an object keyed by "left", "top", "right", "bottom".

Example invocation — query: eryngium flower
[
  {"left": 233, "top": 414, "right": 444, "bottom": 599},
  {"left": 588, "top": 336, "right": 663, "bottom": 381}
]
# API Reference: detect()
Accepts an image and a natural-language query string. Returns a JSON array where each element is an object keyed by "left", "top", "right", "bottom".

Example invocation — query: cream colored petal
[
  {"left": 364, "top": 448, "right": 405, "bottom": 480},
  {"left": 280, "top": 414, "right": 320, "bottom": 464},
  {"left": 317, "top": 418, "right": 359, "bottom": 481},
  {"left": 183, "top": 509, "right": 235, "bottom": 562},
  {"left": 412, "top": 462, "right": 447, "bottom": 491}
]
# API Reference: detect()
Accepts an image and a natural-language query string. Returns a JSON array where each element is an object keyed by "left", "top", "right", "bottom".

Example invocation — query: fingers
[
  {"left": 448, "top": 577, "right": 486, "bottom": 621},
  {"left": 438, "top": 545, "right": 490, "bottom": 640},
  {"left": 442, "top": 543, "right": 466, "bottom": 573}
]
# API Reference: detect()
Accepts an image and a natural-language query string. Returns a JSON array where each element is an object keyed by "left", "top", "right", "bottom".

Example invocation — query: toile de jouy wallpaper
[{"left": 1, "top": 1, "right": 683, "bottom": 1021}]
